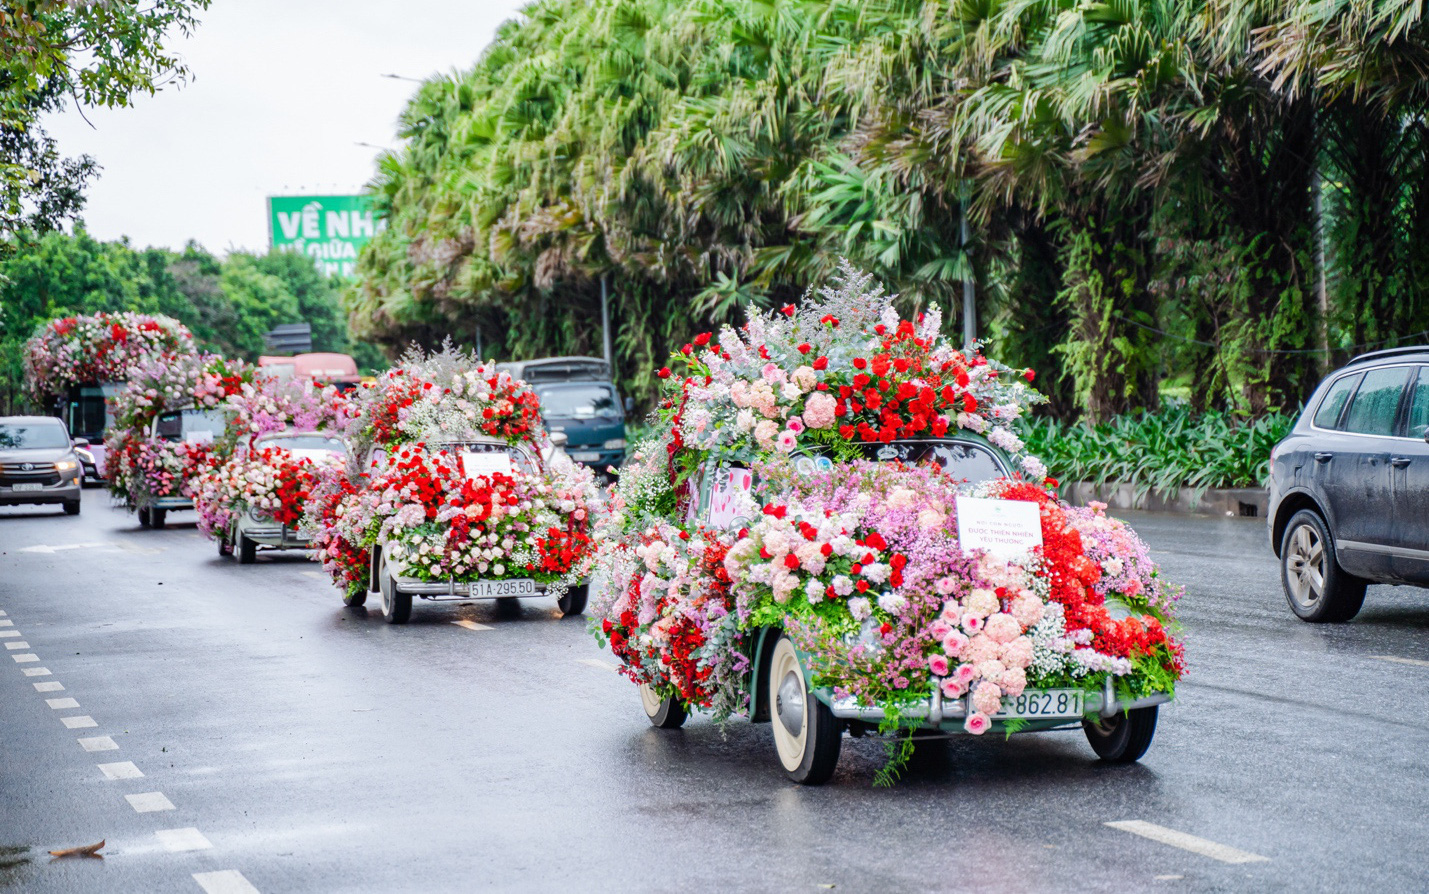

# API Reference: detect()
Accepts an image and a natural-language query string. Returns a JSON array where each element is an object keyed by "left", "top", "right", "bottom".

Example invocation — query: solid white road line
[
  {"left": 21, "top": 667, "right": 50, "bottom": 676},
  {"left": 33, "top": 681, "right": 63, "bottom": 692},
  {"left": 97, "top": 760, "right": 144, "bottom": 780},
  {"left": 193, "top": 869, "right": 261, "bottom": 894},
  {"left": 451, "top": 619, "right": 493, "bottom": 631},
  {"left": 46, "top": 697, "right": 79, "bottom": 710},
  {"left": 61, "top": 715, "right": 97, "bottom": 729},
  {"left": 4, "top": 642, "right": 30, "bottom": 650},
  {"left": 577, "top": 658, "right": 620, "bottom": 672},
  {"left": 1371, "top": 655, "right": 1429, "bottom": 668},
  {"left": 126, "top": 792, "right": 176, "bottom": 813},
  {"left": 1105, "top": 821, "right": 1269, "bottom": 864},
  {"left": 78, "top": 736, "right": 118, "bottom": 752},
  {"left": 11, "top": 653, "right": 38, "bottom": 663},
  {"left": 156, "top": 827, "right": 212, "bottom": 852}
]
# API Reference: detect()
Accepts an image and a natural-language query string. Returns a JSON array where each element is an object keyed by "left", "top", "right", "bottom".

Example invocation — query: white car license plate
[
  {"left": 568, "top": 451, "right": 601, "bottom": 462},
  {"left": 12, "top": 483, "right": 43, "bottom": 492},
  {"left": 469, "top": 578, "right": 536, "bottom": 598},
  {"left": 992, "top": 689, "right": 1084, "bottom": 719}
]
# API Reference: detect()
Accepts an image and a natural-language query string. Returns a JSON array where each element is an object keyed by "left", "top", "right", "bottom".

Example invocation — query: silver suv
[{"left": 0, "top": 416, "right": 83, "bottom": 515}]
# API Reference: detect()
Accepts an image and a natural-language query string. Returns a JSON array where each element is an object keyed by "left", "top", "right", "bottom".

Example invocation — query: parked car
[
  {"left": 497, "top": 357, "right": 631, "bottom": 474},
  {"left": 1268, "top": 346, "right": 1429, "bottom": 621},
  {"left": 0, "top": 416, "right": 83, "bottom": 515}
]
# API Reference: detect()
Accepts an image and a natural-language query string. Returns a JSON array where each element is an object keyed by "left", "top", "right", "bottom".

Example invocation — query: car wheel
[
  {"left": 768, "top": 634, "right": 841, "bottom": 785},
  {"left": 342, "top": 588, "right": 368, "bottom": 607},
  {"left": 63, "top": 500, "right": 80, "bottom": 516},
  {"left": 378, "top": 554, "right": 412, "bottom": 624},
  {"left": 1281, "top": 509, "right": 1367, "bottom": 622},
  {"left": 557, "top": 583, "right": 589, "bottom": 617},
  {"left": 639, "top": 682, "right": 687, "bottom": 729},
  {"left": 237, "top": 530, "right": 256, "bottom": 565},
  {"left": 1083, "top": 706, "right": 1158, "bottom": 762},
  {"left": 151, "top": 508, "right": 167, "bottom": 530},
  {"left": 137, "top": 506, "right": 152, "bottom": 528}
]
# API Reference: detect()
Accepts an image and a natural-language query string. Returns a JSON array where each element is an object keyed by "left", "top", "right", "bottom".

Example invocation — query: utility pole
[
  {"left": 960, "top": 187, "right": 976, "bottom": 347},
  {"left": 601, "top": 273, "right": 613, "bottom": 366}
]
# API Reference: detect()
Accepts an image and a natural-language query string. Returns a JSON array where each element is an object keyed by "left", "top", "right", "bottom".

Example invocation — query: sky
[{"left": 43, "top": 0, "right": 531, "bottom": 255}]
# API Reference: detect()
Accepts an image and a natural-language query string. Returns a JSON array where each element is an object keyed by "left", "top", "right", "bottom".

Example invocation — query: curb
[{"left": 1058, "top": 481, "right": 1268, "bottom": 519}]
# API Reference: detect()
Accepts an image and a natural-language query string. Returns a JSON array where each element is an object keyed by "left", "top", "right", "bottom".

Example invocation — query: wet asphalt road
[{"left": 2, "top": 491, "right": 1428, "bottom": 893}]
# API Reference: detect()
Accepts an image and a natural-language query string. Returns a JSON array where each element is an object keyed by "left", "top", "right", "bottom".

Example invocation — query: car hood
[{"left": 0, "top": 447, "right": 70, "bottom": 463}]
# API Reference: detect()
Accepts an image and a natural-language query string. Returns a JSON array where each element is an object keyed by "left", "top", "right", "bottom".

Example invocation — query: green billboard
[{"left": 268, "top": 195, "right": 385, "bottom": 278}]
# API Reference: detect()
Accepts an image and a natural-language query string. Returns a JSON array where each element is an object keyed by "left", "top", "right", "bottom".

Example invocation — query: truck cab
[{"left": 497, "top": 357, "right": 630, "bottom": 474}]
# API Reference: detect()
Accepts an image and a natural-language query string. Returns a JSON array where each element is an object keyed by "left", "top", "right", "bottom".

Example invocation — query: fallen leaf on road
[{"left": 48, "top": 839, "right": 104, "bottom": 858}]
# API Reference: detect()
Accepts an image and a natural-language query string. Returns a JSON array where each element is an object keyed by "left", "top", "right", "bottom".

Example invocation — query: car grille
[{"left": 0, "top": 462, "right": 61, "bottom": 486}]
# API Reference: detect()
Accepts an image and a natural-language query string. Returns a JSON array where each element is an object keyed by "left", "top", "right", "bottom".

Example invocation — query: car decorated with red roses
[
  {"left": 591, "top": 263, "right": 1184, "bottom": 785},
  {"left": 307, "top": 346, "right": 601, "bottom": 624}
]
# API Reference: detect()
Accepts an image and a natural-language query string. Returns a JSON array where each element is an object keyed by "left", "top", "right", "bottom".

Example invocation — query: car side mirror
[
  {"left": 623, "top": 396, "right": 635, "bottom": 414},
  {"left": 72, "top": 437, "right": 89, "bottom": 447},
  {"left": 549, "top": 431, "right": 569, "bottom": 448}
]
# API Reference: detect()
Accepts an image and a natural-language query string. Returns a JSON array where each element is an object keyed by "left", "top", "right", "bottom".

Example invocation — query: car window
[
  {"left": 1312, "top": 373, "right": 1362, "bottom": 430},
  {"left": 0, "top": 422, "right": 69, "bottom": 449},
  {"left": 1407, "top": 368, "right": 1429, "bottom": 440},
  {"left": 538, "top": 384, "right": 620, "bottom": 419},
  {"left": 859, "top": 440, "right": 1010, "bottom": 484},
  {"left": 1343, "top": 367, "right": 1412, "bottom": 436}
]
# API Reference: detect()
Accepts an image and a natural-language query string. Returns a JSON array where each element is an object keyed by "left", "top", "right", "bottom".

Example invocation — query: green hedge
[{"left": 1021, "top": 402, "right": 1296, "bottom": 500}]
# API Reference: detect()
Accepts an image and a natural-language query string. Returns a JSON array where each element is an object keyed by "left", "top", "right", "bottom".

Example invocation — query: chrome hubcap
[
  {"left": 1286, "top": 524, "right": 1326, "bottom": 609},
  {"left": 776, "top": 670, "right": 805, "bottom": 736}
]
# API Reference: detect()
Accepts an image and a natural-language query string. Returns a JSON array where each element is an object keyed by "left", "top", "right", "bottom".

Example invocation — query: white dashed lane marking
[
  {"left": 12, "top": 654, "right": 38, "bottom": 663},
  {"left": 577, "top": 658, "right": 620, "bottom": 672},
  {"left": 194, "top": 869, "right": 261, "bottom": 894},
  {"left": 21, "top": 667, "right": 50, "bottom": 676},
  {"left": 46, "top": 697, "right": 79, "bottom": 710},
  {"left": 0, "top": 630, "right": 20, "bottom": 637},
  {"left": 156, "top": 827, "right": 212, "bottom": 852},
  {"left": 97, "top": 761, "right": 144, "bottom": 780},
  {"left": 1371, "top": 655, "right": 1429, "bottom": 668},
  {"left": 61, "top": 715, "right": 97, "bottom": 729},
  {"left": 1105, "top": 821, "right": 1269, "bottom": 864},
  {"left": 4, "top": 641, "right": 30, "bottom": 650},
  {"left": 0, "top": 619, "right": 12, "bottom": 626},
  {"left": 78, "top": 736, "right": 118, "bottom": 752},
  {"left": 126, "top": 792, "right": 176, "bottom": 813},
  {"left": 33, "top": 681, "right": 63, "bottom": 692},
  {"left": 451, "top": 620, "right": 492, "bottom": 631}
]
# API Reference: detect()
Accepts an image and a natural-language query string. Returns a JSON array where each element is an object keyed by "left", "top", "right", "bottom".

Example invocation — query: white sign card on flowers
[
  {"left": 707, "top": 467, "right": 755, "bottom": 530},
  {"left": 955, "top": 496, "right": 1044, "bottom": 559},
  {"left": 462, "top": 451, "right": 513, "bottom": 479}
]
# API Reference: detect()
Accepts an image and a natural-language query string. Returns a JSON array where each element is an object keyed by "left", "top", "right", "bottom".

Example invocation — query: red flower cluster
[
  {"left": 829, "top": 320, "right": 977, "bottom": 443},
  {"left": 252, "top": 447, "right": 318, "bottom": 527}
]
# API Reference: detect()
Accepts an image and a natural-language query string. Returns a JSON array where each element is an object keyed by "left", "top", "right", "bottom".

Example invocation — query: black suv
[{"left": 1268, "top": 347, "right": 1429, "bottom": 621}]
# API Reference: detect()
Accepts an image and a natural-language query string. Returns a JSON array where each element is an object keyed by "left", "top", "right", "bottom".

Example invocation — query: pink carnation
[
  {"left": 963, "top": 633, "right": 999, "bottom": 664},
  {"left": 803, "top": 392, "right": 837, "bottom": 429},
  {"left": 984, "top": 612, "right": 1022, "bottom": 644},
  {"left": 972, "top": 683, "right": 1003, "bottom": 716},
  {"left": 1010, "top": 594, "right": 1044, "bottom": 628},
  {"left": 1000, "top": 636, "right": 1034, "bottom": 669},
  {"left": 999, "top": 667, "right": 1027, "bottom": 698}
]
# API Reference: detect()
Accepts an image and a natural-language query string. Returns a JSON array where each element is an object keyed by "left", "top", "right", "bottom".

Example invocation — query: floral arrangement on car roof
[
  {"left": 24, "top": 312, "right": 195, "bottom": 402},
  {"left": 590, "top": 262, "right": 1183, "bottom": 748},
  {"left": 306, "top": 344, "right": 599, "bottom": 600},
  {"left": 192, "top": 379, "right": 352, "bottom": 540},
  {"left": 103, "top": 352, "right": 256, "bottom": 509}
]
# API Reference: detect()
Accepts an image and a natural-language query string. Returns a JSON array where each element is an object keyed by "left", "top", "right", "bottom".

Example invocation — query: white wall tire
[
  {"left": 639, "top": 682, "right": 687, "bottom": 729},
  {"left": 767, "top": 634, "right": 841, "bottom": 785},
  {"left": 378, "top": 553, "right": 412, "bottom": 624}
]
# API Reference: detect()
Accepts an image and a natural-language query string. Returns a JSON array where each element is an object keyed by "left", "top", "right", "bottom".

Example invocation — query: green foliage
[
  {"left": 1021, "top": 401, "right": 1296, "bottom": 499},
  {"left": 0, "top": 230, "right": 384, "bottom": 413}
]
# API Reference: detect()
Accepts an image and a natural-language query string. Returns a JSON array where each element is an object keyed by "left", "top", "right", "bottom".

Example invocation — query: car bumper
[
  {"left": 564, "top": 448, "right": 624, "bottom": 471},
  {"left": 389, "top": 576, "right": 554, "bottom": 600},
  {"left": 0, "top": 477, "right": 81, "bottom": 505},
  {"left": 240, "top": 523, "right": 310, "bottom": 549}
]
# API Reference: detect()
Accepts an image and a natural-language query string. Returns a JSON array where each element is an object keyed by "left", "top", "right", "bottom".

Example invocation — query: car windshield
[
  {"left": 258, "top": 434, "right": 346, "bottom": 454},
  {"left": 156, "top": 409, "right": 228, "bottom": 443},
  {"left": 538, "top": 384, "right": 620, "bottom": 419},
  {"left": 0, "top": 422, "right": 69, "bottom": 450},
  {"left": 858, "top": 440, "right": 1009, "bottom": 484}
]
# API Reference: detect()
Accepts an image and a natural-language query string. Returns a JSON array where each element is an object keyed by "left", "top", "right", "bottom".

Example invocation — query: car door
[
  {"left": 1327, "top": 365, "right": 1415, "bottom": 579},
  {"left": 1390, "top": 365, "right": 1429, "bottom": 584}
]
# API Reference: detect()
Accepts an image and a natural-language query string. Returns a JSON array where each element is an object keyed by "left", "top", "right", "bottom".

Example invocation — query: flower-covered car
[
  {"left": 308, "top": 346, "right": 601, "bottom": 624},
  {"left": 104, "top": 353, "right": 255, "bottom": 529},
  {"left": 592, "top": 264, "right": 1184, "bottom": 785},
  {"left": 24, "top": 312, "right": 195, "bottom": 480},
  {"left": 193, "top": 379, "right": 352, "bottom": 562}
]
